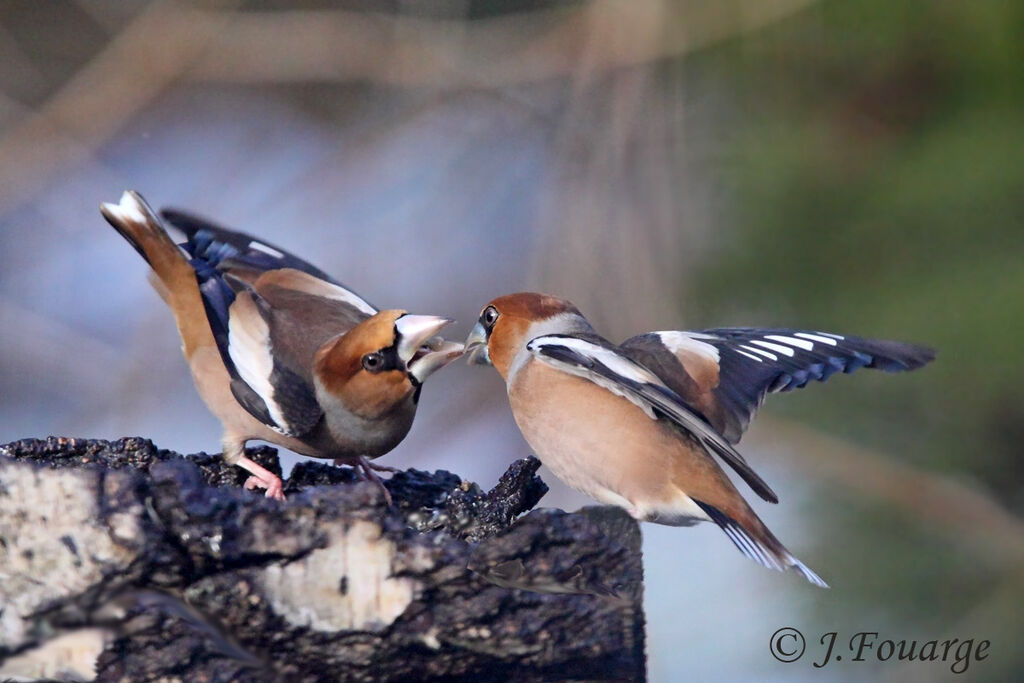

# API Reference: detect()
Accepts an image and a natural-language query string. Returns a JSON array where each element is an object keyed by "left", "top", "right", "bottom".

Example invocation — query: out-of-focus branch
[
  {"left": 189, "top": 0, "right": 819, "bottom": 87},
  {"left": 765, "top": 417, "right": 1024, "bottom": 566},
  {"left": 0, "top": 1, "right": 239, "bottom": 215},
  {"left": 0, "top": 0, "right": 816, "bottom": 217}
]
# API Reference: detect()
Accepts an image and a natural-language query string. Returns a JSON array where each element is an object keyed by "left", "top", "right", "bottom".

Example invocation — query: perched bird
[
  {"left": 100, "top": 191, "right": 463, "bottom": 500},
  {"left": 465, "top": 292, "right": 934, "bottom": 586}
]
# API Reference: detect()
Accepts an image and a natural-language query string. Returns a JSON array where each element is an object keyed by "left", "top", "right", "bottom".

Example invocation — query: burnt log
[{"left": 0, "top": 437, "right": 646, "bottom": 682}]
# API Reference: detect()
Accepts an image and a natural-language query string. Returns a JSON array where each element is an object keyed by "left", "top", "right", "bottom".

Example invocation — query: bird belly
[
  {"left": 320, "top": 397, "right": 415, "bottom": 460},
  {"left": 509, "top": 359, "right": 711, "bottom": 526},
  {"left": 187, "top": 345, "right": 326, "bottom": 457}
]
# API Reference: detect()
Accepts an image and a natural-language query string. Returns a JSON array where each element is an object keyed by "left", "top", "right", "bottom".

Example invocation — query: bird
[
  {"left": 464, "top": 292, "right": 935, "bottom": 587},
  {"left": 100, "top": 191, "right": 464, "bottom": 501}
]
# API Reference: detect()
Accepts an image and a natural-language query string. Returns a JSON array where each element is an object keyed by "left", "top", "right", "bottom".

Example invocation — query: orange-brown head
[
  {"left": 464, "top": 292, "right": 593, "bottom": 380},
  {"left": 314, "top": 310, "right": 463, "bottom": 420}
]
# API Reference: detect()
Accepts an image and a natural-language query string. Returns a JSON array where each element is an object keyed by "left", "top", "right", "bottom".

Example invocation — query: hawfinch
[
  {"left": 465, "top": 292, "right": 934, "bottom": 587},
  {"left": 100, "top": 191, "right": 463, "bottom": 501}
]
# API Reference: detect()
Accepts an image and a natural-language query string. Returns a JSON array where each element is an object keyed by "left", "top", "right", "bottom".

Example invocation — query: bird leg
[
  {"left": 362, "top": 460, "right": 401, "bottom": 474},
  {"left": 223, "top": 438, "right": 285, "bottom": 501},
  {"left": 236, "top": 454, "right": 285, "bottom": 501},
  {"left": 353, "top": 456, "right": 393, "bottom": 507}
]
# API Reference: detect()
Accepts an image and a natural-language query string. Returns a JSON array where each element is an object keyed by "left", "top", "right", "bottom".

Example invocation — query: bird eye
[
  {"left": 361, "top": 352, "right": 383, "bottom": 372},
  {"left": 482, "top": 306, "right": 499, "bottom": 328}
]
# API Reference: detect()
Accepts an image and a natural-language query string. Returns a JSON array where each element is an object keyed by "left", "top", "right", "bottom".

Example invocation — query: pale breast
[{"left": 508, "top": 358, "right": 710, "bottom": 521}]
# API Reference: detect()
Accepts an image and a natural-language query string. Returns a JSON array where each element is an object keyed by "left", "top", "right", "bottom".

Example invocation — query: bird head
[
  {"left": 315, "top": 310, "right": 463, "bottom": 418},
  {"left": 465, "top": 292, "right": 591, "bottom": 380}
]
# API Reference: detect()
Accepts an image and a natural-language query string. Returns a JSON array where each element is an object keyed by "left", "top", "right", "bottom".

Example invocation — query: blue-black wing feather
[{"left": 700, "top": 328, "right": 934, "bottom": 441}]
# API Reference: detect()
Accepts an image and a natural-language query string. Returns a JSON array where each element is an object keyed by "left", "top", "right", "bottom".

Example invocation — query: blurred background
[{"left": 1, "top": 1, "right": 1021, "bottom": 680}]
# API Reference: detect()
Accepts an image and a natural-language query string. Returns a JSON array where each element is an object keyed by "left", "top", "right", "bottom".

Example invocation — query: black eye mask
[{"left": 363, "top": 345, "right": 403, "bottom": 374}]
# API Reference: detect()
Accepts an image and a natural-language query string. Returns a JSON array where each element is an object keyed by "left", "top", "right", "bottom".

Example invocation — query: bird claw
[
  {"left": 235, "top": 454, "right": 285, "bottom": 501},
  {"left": 243, "top": 474, "right": 285, "bottom": 501}
]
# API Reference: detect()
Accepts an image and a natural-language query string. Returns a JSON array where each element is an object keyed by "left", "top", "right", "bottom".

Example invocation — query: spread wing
[
  {"left": 164, "top": 210, "right": 379, "bottom": 436},
  {"left": 161, "top": 208, "right": 343, "bottom": 285},
  {"left": 620, "top": 328, "right": 935, "bottom": 445},
  {"left": 526, "top": 334, "right": 779, "bottom": 504}
]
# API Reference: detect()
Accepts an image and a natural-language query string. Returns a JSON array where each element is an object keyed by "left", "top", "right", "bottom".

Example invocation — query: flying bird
[
  {"left": 100, "top": 191, "right": 463, "bottom": 500},
  {"left": 464, "top": 292, "right": 934, "bottom": 586}
]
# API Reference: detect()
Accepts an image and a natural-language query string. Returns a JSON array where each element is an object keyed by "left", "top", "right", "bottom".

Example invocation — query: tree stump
[{"left": 0, "top": 437, "right": 646, "bottom": 682}]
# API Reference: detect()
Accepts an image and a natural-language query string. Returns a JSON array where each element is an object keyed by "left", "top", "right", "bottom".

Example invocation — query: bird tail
[
  {"left": 100, "top": 190, "right": 211, "bottom": 357},
  {"left": 695, "top": 500, "right": 829, "bottom": 588},
  {"left": 101, "top": 191, "right": 183, "bottom": 277}
]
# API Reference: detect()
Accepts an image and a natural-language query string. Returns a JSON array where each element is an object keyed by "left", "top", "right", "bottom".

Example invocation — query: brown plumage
[
  {"left": 466, "top": 291, "right": 935, "bottom": 586},
  {"left": 101, "top": 191, "right": 464, "bottom": 501}
]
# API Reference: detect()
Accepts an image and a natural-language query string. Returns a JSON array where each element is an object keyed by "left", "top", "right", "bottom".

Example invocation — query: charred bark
[{"left": 0, "top": 437, "right": 645, "bottom": 682}]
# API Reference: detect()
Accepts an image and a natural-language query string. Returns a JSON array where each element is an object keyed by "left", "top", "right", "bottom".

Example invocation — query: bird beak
[
  {"left": 396, "top": 315, "right": 464, "bottom": 383},
  {"left": 464, "top": 321, "right": 491, "bottom": 366},
  {"left": 408, "top": 338, "right": 465, "bottom": 384}
]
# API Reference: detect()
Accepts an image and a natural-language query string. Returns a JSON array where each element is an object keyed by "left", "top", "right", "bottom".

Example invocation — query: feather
[
  {"left": 694, "top": 500, "right": 828, "bottom": 588},
  {"left": 527, "top": 334, "right": 779, "bottom": 504},
  {"left": 622, "top": 328, "right": 935, "bottom": 444},
  {"left": 161, "top": 211, "right": 388, "bottom": 436}
]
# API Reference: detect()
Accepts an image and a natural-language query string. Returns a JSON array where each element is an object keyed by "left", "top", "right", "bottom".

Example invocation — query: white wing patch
[
  {"left": 529, "top": 336, "right": 661, "bottom": 385},
  {"left": 654, "top": 330, "right": 720, "bottom": 363},
  {"left": 738, "top": 332, "right": 841, "bottom": 357},
  {"left": 273, "top": 269, "right": 377, "bottom": 316},
  {"left": 795, "top": 332, "right": 839, "bottom": 346},
  {"left": 740, "top": 344, "right": 777, "bottom": 361},
  {"left": 526, "top": 336, "right": 662, "bottom": 418},
  {"left": 765, "top": 334, "right": 815, "bottom": 351},
  {"left": 227, "top": 293, "right": 290, "bottom": 433},
  {"left": 750, "top": 340, "right": 796, "bottom": 357},
  {"left": 316, "top": 283, "right": 377, "bottom": 316}
]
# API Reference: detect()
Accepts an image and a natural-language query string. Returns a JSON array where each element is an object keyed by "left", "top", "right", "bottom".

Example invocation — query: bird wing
[
  {"left": 162, "top": 208, "right": 348, "bottom": 286},
  {"left": 220, "top": 285, "right": 324, "bottom": 436},
  {"left": 526, "top": 334, "right": 779, "bottom": 504},
  {"left": 620, "top": 328, "right": 935, "bottom": 444},
  {"left": 163, "top": 210, "right": 379, "bottom": 436}
]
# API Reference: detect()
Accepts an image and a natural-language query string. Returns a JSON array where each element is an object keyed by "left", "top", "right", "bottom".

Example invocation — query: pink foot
[
  {"left": 236, "top": 455, "right": 285, "bottom": 501},
  {"left": 243, "top": 473, "right": 285, "bottom": 501}
]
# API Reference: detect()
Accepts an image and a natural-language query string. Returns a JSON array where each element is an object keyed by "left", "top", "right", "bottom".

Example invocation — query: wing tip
[
  {"left": 893, "top": 343, "right": 937, "bottom": 371},
  {"left": 705, "top": 440, "right": 778, "bottom": 503},
  {"left": 856, "top": 337, "right": 936, "bottom": 373}
]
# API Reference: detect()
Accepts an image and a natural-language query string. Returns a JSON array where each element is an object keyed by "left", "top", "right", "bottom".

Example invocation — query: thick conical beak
[
  {"left": 464, "top": 321, "right": 491, "bottom": 366},
  {"left": 396, "top": 315, "right": 453, "bottom": 361},
  {"left": 395, "top": 315, "right": 464, "bottom": 383},
  {"left": 408, "top": 339, "right": 465, "bottom": 383}
]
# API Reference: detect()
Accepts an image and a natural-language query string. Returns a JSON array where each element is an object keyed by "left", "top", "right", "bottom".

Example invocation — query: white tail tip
[{"left": 101, "top": 190, "right": 153, "bottom": 225}]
